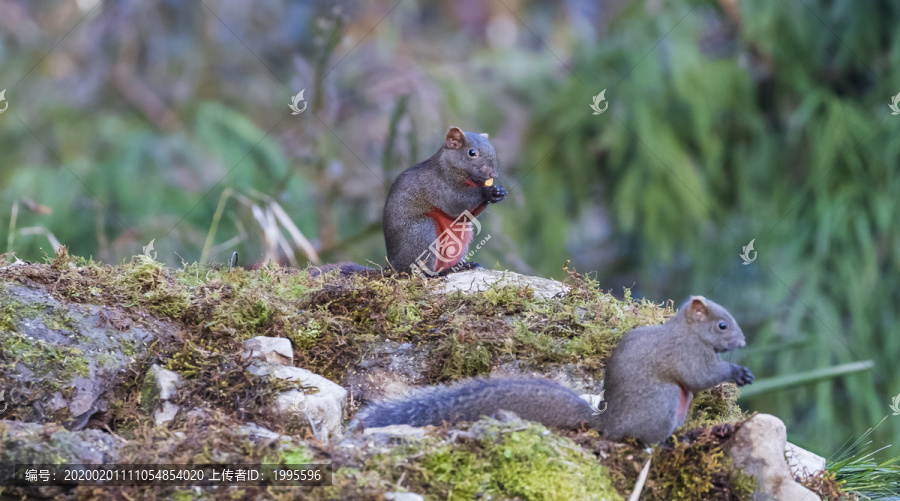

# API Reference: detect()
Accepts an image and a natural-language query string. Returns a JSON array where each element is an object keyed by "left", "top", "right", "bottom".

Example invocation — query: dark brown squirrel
[
  {"left": 351, "top": 296, "right": 754, "bottom": 444},
  {"left": 383, "top": 126, "right": 507, "bottom": 276},
  {"left": 310, "top": 127, "right": 507, "bottom": 277}
]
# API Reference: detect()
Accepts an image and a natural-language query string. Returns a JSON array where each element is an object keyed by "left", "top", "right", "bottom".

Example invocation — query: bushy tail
[{"left": 353, "top": 377, "right": 600, "bottom": 432}]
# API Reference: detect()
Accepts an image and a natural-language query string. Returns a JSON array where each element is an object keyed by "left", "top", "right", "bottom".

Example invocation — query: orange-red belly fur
[{"left": 424, "top": 208, "right": 475, "bottom": 272}]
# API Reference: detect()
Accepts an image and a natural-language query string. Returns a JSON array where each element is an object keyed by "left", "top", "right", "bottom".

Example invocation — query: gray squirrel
[
  {"left": 352, "top": 296, "right": 754, "bottom": 444},
  {"left": 310, "top": 127, "right": 506, "bottom": 277},
  {"left": 383, "top": 127, "right": 507, "bottom": 275}
]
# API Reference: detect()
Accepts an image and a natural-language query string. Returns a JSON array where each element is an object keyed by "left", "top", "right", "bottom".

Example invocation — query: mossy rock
[{"left": 0, "top": 249, "right": 777, "bottom": 500}]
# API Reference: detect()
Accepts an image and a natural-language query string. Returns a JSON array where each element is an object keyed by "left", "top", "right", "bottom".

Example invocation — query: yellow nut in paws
[{"left": 484, "top": 178, "right": 494, "bottom": 187}]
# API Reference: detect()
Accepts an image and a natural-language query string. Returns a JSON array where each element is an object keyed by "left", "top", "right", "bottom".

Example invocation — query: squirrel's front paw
[
  {"left": 732, "top": 366, "right": 755, "bottom": 386},
  {"left": 488, "top": 185, "right": 507, "bottom": 203}
]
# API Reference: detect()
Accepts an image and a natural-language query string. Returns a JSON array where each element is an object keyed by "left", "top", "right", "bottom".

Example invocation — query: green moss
[
  {"left": 729, "top": 467, "right": 759, "bottom": 499},
  {"left": 278, "top": 444, "right": 315, "bottom": 464},
  {"left": 159, "top": 335, "right": 301, "bottom": 430},
  {"left": 48, "top": 245, "right": 76, "bottom": 271},
  {"left": 0, "top": 297, "right": 43, "bottom": 332},
  {"left": 44, "top": 309, "right": 77, "bottom": 331},
  {"left": 422, "top": 278, "right": 670, "bottom": 382},
  {"left": 681, "top": 383, "right": 743, "bottom": 432},
  {"left": 225, "top": 297, "right": 275, "bottom": 337},
  {"left": 651, "top": 427, "right": 755, "bottom": 501},
  {"left": 5, "top": 248, "right": 676, "bottom": 389},
  {"left": 478, "top": 283, "right": 535, "bottom": 313},
  {"left": 97, "top": 352, "right": 118, "bottom": 369},
  {"left": 362, "top": 421, "right": 622, "bottom": 501},
  {"left": 486, "top": 432, "right": 620, "bottom": 500},
  {"left": 513, "top": 321, "right": 569, "bottom": 363},
  {"left": 0, "top": 331, "right": 90, "bottom": 383},
  {"left": 119, "top": 338, "right": 138, "bottom": 358},
  {"left": 435, "top": 333, "right": 494, "bottom": 379},
  {"left": 170, "top": 490, "right": 196, "bottom": 501},
  {"left": 0, "top": 302, "right": 19, "bottom": 332},
  {"left": 0, "top": 293, "right": 91, "bottom": 388},
  {"left": 288, "top": 319, "right": 324, "bottom": 351},
  {"left": 139, "top": 369, "right": 162, "bottom": 414},
  {"left": 579, "top": 422, "right": 754, "bottom": 501}
]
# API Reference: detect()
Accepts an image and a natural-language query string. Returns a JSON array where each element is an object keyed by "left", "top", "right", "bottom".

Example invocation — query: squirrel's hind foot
[{"left": 438, "top": 262, "right": 483, "bottom": 276}]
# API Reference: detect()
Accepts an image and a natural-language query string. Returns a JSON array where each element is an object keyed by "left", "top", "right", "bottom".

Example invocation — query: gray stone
[
  {"left": 0, "top": 257, "right": 26, "bottom": 269},
  {"left": 254, "top": 365, "right": 347, "bottom": 441},
  {"left": 184, "top": 407, "right": 209, "bottom": 421},
  {"left": 149, "top": 364, "right": 181, "bottom": 401},
  {"left": 0, "top": 420, "right": 120, "bottom": 465},
  {"left": 432, "top": 269, "right": 569, "bottom": 300},
  {"left": 69, "top": 376, "right": 100, "bottom": 416},
  {"left": 0, "top": 280, "right": 177, "bottom": 429},
  {"left": 362, "top": 424, "right": 427, "bottom": 440},
  {"left": 142, "top": 364, "right": 182, "bottom": 426},
  {"left": 384, "top": 493, "right": 425, "bottom": 501},
  {"left": 785, "top": 442, "right": 826, "bottom": 479},
  {"left": 275, "top": 389, "right": 345, "bottom": 441},
  {"left": 727, "top": 414, "right": 819, "bottom": 501},
  {"left": 237, "top": 422, "right": 281, "bottom": 441},
  {"left": 243, "top": 336, "right": 293, "bottom": 366},
  {"left": 345, "top": 340, "right": 431, "bottom": 403},
  {"left": 46, "top": 392, "right": 68, "bottom": 412},
  {"left": 153, "top": 401, "right": 179, "bottom": 426}
]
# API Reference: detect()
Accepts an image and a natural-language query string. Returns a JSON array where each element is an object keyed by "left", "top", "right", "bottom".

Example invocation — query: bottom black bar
[{"left": 1, "top": 464, "right": 332, "bottom": 487}]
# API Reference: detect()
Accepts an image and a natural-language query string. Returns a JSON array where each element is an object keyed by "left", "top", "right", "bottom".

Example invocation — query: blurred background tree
[{"left": 1, "top": 0, "right": 898, "bottom": 458}]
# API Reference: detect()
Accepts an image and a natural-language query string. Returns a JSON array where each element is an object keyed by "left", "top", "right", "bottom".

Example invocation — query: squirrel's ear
[
  {"left": 686, "top": 296, "right": 709, "bottom": 323},
  {"left": 479, "top": 133, "right": 489, "bottom": 139},
  {"left": 445, "top": 127, "right": 465, "bottom": 149}
]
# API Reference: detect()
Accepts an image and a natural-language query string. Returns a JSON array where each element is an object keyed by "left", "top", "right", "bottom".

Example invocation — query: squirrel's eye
[
  {"left": 717, "top": 321, "right": 728, "bottom": 330},
  {"left": 468, "top": 148, "right": 478, "bottom": 157}
]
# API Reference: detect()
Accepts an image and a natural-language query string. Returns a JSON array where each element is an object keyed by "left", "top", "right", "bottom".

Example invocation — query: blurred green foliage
[
  {"left": 1, "top": 0, "right": 898, "bottom": 458},
  {"left": 509, "top": 0, "right": 900, "bottom": 456}
]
